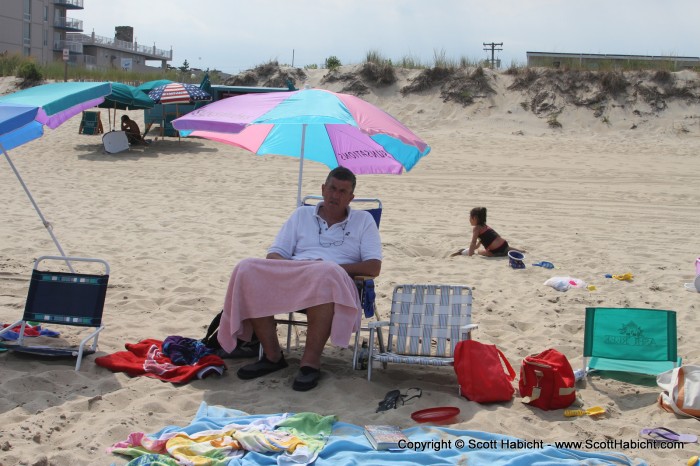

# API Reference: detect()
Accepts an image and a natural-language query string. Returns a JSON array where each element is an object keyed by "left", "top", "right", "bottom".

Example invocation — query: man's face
[{"left": 321, "top": 176, "right": 354, "bottom": 214}]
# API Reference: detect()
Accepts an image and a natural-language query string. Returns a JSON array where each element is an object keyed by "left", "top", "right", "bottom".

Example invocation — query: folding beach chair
[
  {"left": 582, "top": 307, "right": 681, "bottom": 377},
  {"left": 269, "top": 195, "right": 385, "bottom": 368},
  {"left": 366, "top": 284, "right": 478, "bottom": 381},
  {"left": 78, "top": 110, "right": 104, "bottom": 135},
  {"left": 0, "top": 256, "right": 110, "bottom": 371}
]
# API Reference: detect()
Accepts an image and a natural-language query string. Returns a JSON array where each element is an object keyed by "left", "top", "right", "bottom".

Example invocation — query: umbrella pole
[
  {"left": 1, "top": 144, "right": 74, "bottom": 272},
  {"left": 296, "top": 124, "right": 306, "bottom": 207}
]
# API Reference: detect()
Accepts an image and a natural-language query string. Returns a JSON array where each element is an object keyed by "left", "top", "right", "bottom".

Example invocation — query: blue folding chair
[{"left": 0, "top": 256, "right": 110, "bottom": 371}]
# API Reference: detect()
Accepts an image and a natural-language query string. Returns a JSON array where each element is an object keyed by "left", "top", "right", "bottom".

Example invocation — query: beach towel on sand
[
  {"left": 109, "top": 402, "right": 647, "bottom": 466},
  {"left": 218, "top": 258, "right": 362, "bottom": 353}
]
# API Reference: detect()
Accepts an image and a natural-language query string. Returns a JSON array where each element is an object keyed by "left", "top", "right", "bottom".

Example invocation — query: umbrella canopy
[
  {"left": 0, "top": 104, "right": 42, "bottom": 150},
  {"left": 0, "top": 82, "right": 112, "bottom": 264},
  {"left": 148, "top": 82, "right": 211, "bottom": 105},
  {"left": 0, "top": 82, "right": 111, "bottom": 130},
  {"left": 98, "top": 82, "right": 154, "bottom": 131},
  {"left": 172, "top": 88, "right": 430, "bottom": 205},
  {"left": 135, "top": 79, "right": 173, "bottom": 95},
  {"left": 98, "top": 82, "right": 154, "bottom": 111}
]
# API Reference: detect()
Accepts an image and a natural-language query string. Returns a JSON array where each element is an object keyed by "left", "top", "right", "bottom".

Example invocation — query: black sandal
[
  {"left": 236, "top": 353, "right": 288, "bottom": 380},
  {"left": 375, "top": 388, "right": 423, "bottom": 412}
]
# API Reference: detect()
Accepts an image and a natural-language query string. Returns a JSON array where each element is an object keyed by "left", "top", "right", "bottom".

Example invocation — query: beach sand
[{"left": 1, "top": 69, "right": 699, "bottom": 465}]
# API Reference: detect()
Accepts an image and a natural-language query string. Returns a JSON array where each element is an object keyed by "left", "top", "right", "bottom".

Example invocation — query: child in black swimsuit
[{"left": 450, "top": 207, "right": 522, "bottom": 257}]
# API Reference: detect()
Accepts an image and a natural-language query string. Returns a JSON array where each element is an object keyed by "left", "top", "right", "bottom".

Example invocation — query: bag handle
[{"left": 496, "top": 348, "right": 516, "bottom": 381}]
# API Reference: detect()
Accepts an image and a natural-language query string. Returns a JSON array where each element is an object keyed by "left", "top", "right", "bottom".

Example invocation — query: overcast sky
[{"left": 74, "top": 0, "right": 700, "bottom": 74}]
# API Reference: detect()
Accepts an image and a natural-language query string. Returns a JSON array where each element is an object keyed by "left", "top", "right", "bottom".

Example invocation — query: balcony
[
  {"left": 53, "top": 40, "right": 83, "bottom": 54},
  {"left": 67, "top": 33, "right": 172, "bottom": 60},
  {"left": 54, "top": 17, "right": 83, "bottom": 31},
  {"left": 53, "top": 0, "right": 84, "bottom": 9}
]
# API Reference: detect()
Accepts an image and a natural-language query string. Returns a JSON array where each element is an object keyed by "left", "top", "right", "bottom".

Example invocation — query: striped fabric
[{"left": 370, "top": 284, "right": 474, "bottom": 378}]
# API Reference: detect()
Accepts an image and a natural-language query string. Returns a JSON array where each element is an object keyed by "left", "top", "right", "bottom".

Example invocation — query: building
[
  {"left": 527, "top": 51, "right": 700, "bottom": 71},
  {"left": 0, "top": 0, "right": 171, "bottom": 71}
]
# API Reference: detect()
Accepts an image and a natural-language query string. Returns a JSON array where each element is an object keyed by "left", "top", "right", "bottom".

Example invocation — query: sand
[{"left": 1, "top": 68, "right": 699, "bottom": 465}]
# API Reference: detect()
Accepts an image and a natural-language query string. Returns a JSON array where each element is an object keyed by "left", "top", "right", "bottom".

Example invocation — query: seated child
[{"left": 450, "top": 207, "right": 523, "bottom": 257}]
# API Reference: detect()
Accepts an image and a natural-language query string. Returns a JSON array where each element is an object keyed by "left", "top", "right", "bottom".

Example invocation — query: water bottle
[{"left": 695, "top": 257, "right": 700, "bottom": 276}]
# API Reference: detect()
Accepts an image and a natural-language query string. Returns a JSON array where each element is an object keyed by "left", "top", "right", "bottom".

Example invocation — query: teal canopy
[
  {"left": 136, "top": 79, "right": 173, "bottom": 95},
  {"left": 98, "top": 82, "right": 154, "bottom": 111}
]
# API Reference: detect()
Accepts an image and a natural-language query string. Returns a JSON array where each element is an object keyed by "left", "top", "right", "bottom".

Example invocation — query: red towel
[
  {"left": 95, "top": 339, "right": 226, "bottom": 384},
  {"left": 219, "top": 258, "right": 362, "bottom": 353}
]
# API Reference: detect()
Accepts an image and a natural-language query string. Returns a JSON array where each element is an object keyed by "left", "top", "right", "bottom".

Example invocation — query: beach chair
[
  {"left": 366, "top": 284, "right": 478, "bottom": 381},
  {"left": 582, "top": 307, "right": 681, "bottom": 377},
  {"left": 78, "top": 110, "right": 104, "bottom": 135},
  {"left": 269, "top": 195, "right": 385, "bottom": 369},
  {"left": 0, "top": 256, "right": 110, "bottom": 371}
]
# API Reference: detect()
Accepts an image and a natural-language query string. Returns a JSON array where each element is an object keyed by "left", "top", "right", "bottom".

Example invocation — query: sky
[{"left": 74, "top": 0, "right": 700, "bottom": 74}]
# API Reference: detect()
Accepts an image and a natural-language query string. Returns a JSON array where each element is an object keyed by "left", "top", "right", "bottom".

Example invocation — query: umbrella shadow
[{"left": 74, "top": 140, "right": 217, "bottom": 161}]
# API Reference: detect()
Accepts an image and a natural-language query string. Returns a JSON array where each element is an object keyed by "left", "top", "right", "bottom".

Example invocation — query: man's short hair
[{"left": 326, "top": 167, "right": 356, "bottom": 192}]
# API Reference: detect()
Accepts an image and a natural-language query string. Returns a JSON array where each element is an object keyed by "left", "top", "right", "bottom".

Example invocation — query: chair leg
[
  {"left": 352, "top": 330, "right": 361, "bottom": 370},
  {"left": 286, "top": 312, "right": 293, "bottom": 353},
  {"left": 367, "top": 328, "right": 375, "bottom": 381}
]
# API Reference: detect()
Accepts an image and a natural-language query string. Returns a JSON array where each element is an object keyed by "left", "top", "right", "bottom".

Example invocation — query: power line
[{"left": 483, "top": 42, "right": 503, "bottom": 69}]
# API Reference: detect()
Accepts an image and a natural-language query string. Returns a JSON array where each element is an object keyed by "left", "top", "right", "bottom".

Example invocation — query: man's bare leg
[
  {"left": 249, "top": 316, "right": 282, "bottom": 361},
  {"left": 300, "top": 303, "right": 334, "bottom": 369}
]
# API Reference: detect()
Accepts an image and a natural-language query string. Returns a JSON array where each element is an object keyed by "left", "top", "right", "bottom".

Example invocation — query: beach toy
[
  {"left": 612, "top": 272, "right": 634, "bottom": 281},
  {"left": 411, "top": 406, "right": 460, "bottom": 424},
  {"left": 508, "top": 251, "right": 526, "bottom": 269},
  {"left": 688, "top": 455, "right": 698, "bottom": 466},
  {"left": 563, "top": 406, "right": 606, "bottom": 417},
  {"left": 586, "top": 284, "right": 597, "bottom": 291},
  {"left": 533, "top": 261, "right": 555, "bottom": 269}
]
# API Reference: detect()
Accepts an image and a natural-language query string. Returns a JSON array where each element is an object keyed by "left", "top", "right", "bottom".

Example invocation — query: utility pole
[{"left": 483, "top": 42, "right": 503, "bottom": 69}]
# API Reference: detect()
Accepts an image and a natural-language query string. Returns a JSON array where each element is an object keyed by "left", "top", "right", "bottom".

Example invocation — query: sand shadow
[{"left": 74, "top": 139, "right": 218, "bottom": 161}]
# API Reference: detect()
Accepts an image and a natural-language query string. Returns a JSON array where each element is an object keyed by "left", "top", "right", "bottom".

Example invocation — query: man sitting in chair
[
  {"left": 218, "top": 167, "right": 382, "bottom": 391},
  {"left": 120, "top": 115, "right": 148, "bottom": 145}
]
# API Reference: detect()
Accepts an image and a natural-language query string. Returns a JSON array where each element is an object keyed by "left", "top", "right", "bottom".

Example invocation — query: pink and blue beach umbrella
[
  {"left": 0, "top": 82, "right": 112, "bottom": 261},
  {"left": 172, "top": 88, "right": 431, "bottom": 205}
]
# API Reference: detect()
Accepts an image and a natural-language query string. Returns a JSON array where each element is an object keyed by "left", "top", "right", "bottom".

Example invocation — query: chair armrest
[
  {"left": 460, "top": 323, "right": 479, "bottom": 340},
  {"left": 353, "top": 275, "right": 376, "bottom": 283},
  {"left": 368, "top": 320, "right": 390, "bottom": 329}
]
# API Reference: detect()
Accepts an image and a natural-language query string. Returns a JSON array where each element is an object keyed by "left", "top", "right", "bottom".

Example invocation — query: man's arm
[
  {"left": 266, "top": 252, "right": 287, "bottom": 260},
  {"left": 338, "top": 259, "right": 381, "bottom": 278}
]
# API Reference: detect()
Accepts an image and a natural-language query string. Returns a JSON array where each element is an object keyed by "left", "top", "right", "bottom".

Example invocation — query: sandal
[
  {"left": 376, "top": 387, "right": 423, "bottom": 412},
  {"left": 236, "top": 353, "right": 288, "bottom": 380},
  {"left": 292, "top": 366, "right": 321, "bottom": 391},
  {"left": 376, "top": 389, "right": 402, "bottom": 412},
  {"left": 640, "top": 427, "right": 698, "bottom": 443}
]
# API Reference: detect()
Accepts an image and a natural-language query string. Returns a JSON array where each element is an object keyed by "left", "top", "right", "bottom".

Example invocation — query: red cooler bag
[
  {"left": 519, "top": 348, "right": 576, "bottom": 410},
  {"left": 453, "top": 340, "right": 516, "bottom": 403}
]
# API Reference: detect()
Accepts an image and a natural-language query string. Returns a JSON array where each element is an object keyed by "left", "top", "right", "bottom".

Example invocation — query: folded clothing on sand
[{"left": 95, "top": 339, "right": 226, "bottom": 384}]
